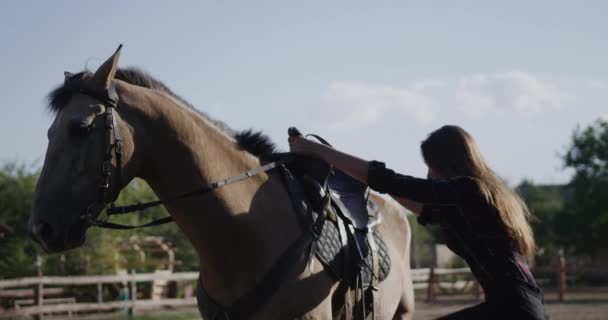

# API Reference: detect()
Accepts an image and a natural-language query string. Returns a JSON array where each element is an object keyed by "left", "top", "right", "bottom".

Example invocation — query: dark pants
[{"left": 438, "top": 283, "right": 548, "bottom": 320}]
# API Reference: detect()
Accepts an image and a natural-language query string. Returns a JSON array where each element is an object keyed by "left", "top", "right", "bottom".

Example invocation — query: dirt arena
[
  {"left": 415, "top": 300, "right": 608, "bottom": 320},
  {"left": 415, "top": 291, "right": 608, "bottom": 320},
  {"left": 69, "top": 291, "right": 608, "bottom": 320},
  {"left": 95, "top": 301, "right": 608, "bottom": 320}
]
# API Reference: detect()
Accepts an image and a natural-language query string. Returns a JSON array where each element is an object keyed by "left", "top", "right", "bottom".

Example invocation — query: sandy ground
[
  {"left": 414, "top": 291, "right": 608, "bottom": 320},
  {"left": 415, "top": 300, "right": 608, "bottom": 320},
  {"left": 33, "top": 291, "right": 608, "bottom": 320}
]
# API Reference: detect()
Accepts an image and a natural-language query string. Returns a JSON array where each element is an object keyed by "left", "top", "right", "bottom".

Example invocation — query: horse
[{"left": 28, "top": 46, "right": 414, "bottom": 319}]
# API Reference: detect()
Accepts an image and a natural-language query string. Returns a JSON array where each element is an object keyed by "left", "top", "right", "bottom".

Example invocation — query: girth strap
[{"left": 196, "top": 202, "right": 326, "bottom": 320}]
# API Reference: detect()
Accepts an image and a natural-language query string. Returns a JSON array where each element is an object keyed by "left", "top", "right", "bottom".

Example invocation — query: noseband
[
  {"left": 74, "top": 82, "right": 292, "bottom": 230},
  {"left": 62, "top": 82, "right": 329, "bottom": 318},
  {"left": 75, "top": 83, "right": 128, "bottom": 227}
]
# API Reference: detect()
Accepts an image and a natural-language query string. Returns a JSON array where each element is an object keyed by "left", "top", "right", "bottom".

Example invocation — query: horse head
[{"left": 29, "top": 45, "right": 136, "bottom": 252}]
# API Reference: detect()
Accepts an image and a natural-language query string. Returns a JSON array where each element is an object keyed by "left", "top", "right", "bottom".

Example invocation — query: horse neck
[{"left": 117, "top": 82, "right": 301, "bottom": 304}]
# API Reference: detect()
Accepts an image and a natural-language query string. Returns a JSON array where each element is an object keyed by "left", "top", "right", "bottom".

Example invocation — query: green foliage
[
  {"left": 109, "top": 179, "right": 199, "bottom": 272},
  {"left": 561, "top": 119, "right": 608, "bottom": 255},
  {"left": 516, "top": 180, "right": 566, "bottom": 264},
  {"left": 408, "top": 214, "right": 437, "bottom": 268},
  {"left": 514, "top": 119, "right": 608, "bottom": 260},
  {"left": 448, "top": 255, "right": 467, "bottom": 268},
  {"left": 0, "top": 164, "right": 199, "bottom": 278},
  {"left": 517, "top": 181, "right": 565, "bottom": 245},
  {"left": 0, "top": 163, "right": 39, "bottom": 278}
]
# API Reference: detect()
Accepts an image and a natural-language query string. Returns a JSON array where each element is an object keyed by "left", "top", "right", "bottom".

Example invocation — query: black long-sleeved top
[{"left": 367, "top": 161, "right": 539, "bottom": 299}]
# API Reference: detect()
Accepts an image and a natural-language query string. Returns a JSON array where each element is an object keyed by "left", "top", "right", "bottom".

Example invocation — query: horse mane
[
  {"left": 234, "top": 130, "right": 279, "bottom": 159},
  {"left": 46, "top": 67, "right": 279, "bottom": 159}
]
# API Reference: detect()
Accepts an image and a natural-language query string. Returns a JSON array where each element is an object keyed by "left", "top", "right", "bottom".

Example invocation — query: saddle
[
  {"left": 278, "top": 132, "right": 391, "bottom": 320},
  {"left": 281, "top": 155, "right": 390, "bottom": 275},
  {"left": 194, "top": 132, "right": 391, "bottom": 320}
]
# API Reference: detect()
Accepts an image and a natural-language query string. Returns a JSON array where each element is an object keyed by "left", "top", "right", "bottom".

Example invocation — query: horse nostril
[
  {"left": 40, "top": 222, "right": 53, "bottom": 240},
  {"left": 32, "top": 222, "right": 54, "bottom": 242}
]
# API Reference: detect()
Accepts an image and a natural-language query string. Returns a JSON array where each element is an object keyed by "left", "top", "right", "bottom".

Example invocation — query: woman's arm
[
  {"left": 288, "top": 136, "right": 370, "bottom": 184},
  {"left": 288, "top": 136, "right": 469, "bottom": 205}
]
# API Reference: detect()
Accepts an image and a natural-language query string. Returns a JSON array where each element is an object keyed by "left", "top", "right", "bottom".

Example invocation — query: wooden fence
[
  {"left": 414, "top": 259, "right": 600, "bottom": 303},
  {"left": 411, "top": 267, "right": 481, "bottom": 302},
  {"left": 0, "top": 263, "right": 585, "bottom": 318},
  {"left": 0, "top": 272, "right": 198, "bottom": 319}
]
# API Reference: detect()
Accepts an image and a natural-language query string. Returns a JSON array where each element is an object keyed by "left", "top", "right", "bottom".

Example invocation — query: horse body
[{"left": 29, "top": 47, "right": 413, "bottom": 319}]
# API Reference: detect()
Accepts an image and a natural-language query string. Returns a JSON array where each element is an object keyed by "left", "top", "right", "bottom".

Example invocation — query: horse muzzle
[{"left": 28, "top": 217, "right": 87, "bottom": 253}]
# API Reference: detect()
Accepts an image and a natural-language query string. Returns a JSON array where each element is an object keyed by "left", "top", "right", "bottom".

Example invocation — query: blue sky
[{"left": 1, "top": 1, "right": 606, "bottom": 185}]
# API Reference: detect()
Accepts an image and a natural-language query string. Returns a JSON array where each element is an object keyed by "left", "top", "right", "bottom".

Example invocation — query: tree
[
  {"left": 516, "top": 180, "right": 565, "bottom": 264},
  {"left": 0, "top": 164, "right": 199, "bottom": 278},
  {"left": 561, "top": 119, "right": 608, "bottom": 255},
  {"left": 0, "top": 163, "right": 39, "bottom": 278}
]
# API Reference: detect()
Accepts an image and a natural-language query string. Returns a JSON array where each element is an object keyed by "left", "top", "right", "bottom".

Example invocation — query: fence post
[
  {"left": 33, "top": 254, "right": 44, "bottom": 320},
  {"left": 97, "top": 282, "right": 103, "bottom": 303},
  {"left": 426, "top": 243, "right": 437, "bottom": 302},
  {"left": 129, "top": 270, "right": 137, "bottom": 317},
  {"left": 426, "top": 266, "right": 436, "bottom": 302},
  {"left": 558, "top": 249, "right": 566, "bottom": 302}
]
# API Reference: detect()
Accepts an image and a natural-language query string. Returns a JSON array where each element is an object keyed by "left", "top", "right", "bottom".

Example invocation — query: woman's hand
[
  {"left": 289, "top": 133, "right": 370, "bottom": 184},
  {"left": 288, "top": 136, "right": 323, "bottom": 158}
]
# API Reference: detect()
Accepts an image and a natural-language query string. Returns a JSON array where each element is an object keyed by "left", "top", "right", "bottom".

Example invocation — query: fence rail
[
  {"left": 0, "top": 271, "right": 199, "bottom": 319},
  {"left": 1, "top": 298, "right": 197, "bottom": 318},
  {"left": 0, "top": 264, "right": 581, "bottom": 318},
  {"left": 0, "top": 272, "right": 199, "bottom": 289}
]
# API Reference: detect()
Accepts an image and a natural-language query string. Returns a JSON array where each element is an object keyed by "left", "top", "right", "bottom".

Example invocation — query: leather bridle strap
[
  {"left": 76, "top": 82, "right": 125, "bottom": 226},
  {"left": 74, "top": 80, "right": 295, "bottom": 230},
  {"left": 92, "top": 216, "right": 174, "bottom": 230},
  {"left": 93, "top": 156, "right": 295, "bottom": 229}
]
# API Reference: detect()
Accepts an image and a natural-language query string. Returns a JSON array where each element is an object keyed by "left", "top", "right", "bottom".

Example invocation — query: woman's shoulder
[
  {"left": 446, "top": 176, "right": 484, "bottom": 197},
  {"left": 447, "top": 175, "right": 479, "bottom": 188}
]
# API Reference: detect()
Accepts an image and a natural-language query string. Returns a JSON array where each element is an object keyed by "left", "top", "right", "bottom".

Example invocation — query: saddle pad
[
  {"left": 314, "top": 213, "right": 345, "bottom": 277},
  {"left": 359, "top": 230, "right": 391, "bottom": 287}
]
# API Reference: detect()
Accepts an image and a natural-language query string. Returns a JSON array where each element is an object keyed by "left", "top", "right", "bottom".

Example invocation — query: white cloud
[
  {"left": 456, "top": 71, "right": 570, "bottom": 118},
  {"left": 321, "top": 71, "right": 576, "bottom": 131},
  {"left": 322, "top": 81, "right": 439, "bottom": 130},
  {"left": 586, "top": 80, "right": 608, "bottom": 90}
]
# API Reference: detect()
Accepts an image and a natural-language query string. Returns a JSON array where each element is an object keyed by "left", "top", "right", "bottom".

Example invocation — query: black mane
[
  {"left": 46, "top": 67, "right": 279, "bottom": 159},
  {"left": 234, "top": 130, "right": 279, "bottom": 159}
]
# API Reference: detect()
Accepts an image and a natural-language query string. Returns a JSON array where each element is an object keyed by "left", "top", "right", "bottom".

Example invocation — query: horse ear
[
  {"left": 64, "top": 71, "right": 74, "bottom": 84},
  {"left": 92, "top": 44, "right": 123, "bottom": 89}
]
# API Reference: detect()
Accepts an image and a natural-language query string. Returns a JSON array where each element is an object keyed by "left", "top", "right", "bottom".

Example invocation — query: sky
[{"left": 1, "top": 1, "right": 607, "bottom": 185}]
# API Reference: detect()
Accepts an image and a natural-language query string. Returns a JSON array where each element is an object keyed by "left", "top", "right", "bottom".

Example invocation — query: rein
[
  {"left": 74, "top": 81, "right": 334, "bottom": 319},
  {"left": 77, "top": 83, "right": 293, "bottom": 230},
  {"left": 96, "top": 157, "right": 293, "bottom": 229}
]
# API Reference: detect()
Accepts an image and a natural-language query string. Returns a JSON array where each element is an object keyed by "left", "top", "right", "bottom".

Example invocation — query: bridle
[
  {"left": 75, "top": 81, "right": 292, "bottom": 230},
  {"left": 75, "top": 81, "right": 134, "bottom": 229},
  {"left": 69, "top": 79, "right": 338, "bottom": 319}
]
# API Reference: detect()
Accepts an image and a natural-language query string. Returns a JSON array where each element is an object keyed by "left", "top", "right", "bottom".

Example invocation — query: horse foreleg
[{"left": 393, "top": 284, "right": 415, "bottom": 320}]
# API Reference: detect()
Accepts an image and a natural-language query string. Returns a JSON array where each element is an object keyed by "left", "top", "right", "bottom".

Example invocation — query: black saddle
[
  {"left": 280, "top": 155, "right": 381, "bottom": 230},
  {"left": 279, "top": 128, "right": 391, "bottom": 291}
]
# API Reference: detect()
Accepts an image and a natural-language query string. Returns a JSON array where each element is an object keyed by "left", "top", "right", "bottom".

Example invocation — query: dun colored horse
[{"left": 29, "top": 46, "right": 414, "bottom": 319}]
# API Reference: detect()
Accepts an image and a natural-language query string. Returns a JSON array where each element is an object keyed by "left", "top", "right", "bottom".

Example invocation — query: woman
[{"left": 288, "top": 125, "right": 548, "bottom": 320}]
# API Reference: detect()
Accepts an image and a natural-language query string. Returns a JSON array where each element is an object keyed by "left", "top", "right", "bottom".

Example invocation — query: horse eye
[{"left": 68, "top": 120, "right": 95, "bottom": 137}]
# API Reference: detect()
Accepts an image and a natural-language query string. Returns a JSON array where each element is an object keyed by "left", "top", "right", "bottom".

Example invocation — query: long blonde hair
[{"left": 421, "top": 125, "right": 535, "bottom": 257}]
